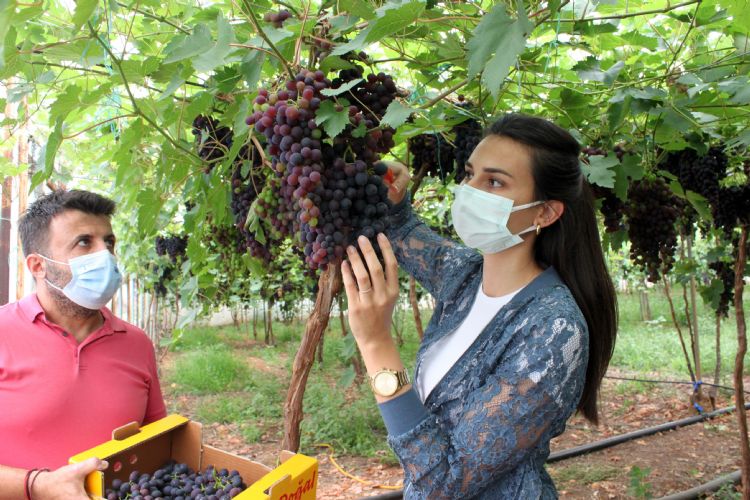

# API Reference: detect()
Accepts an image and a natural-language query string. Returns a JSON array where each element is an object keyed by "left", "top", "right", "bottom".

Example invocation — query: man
[{"left": 0, "top": 190, "right": 166, "bottom": 499}]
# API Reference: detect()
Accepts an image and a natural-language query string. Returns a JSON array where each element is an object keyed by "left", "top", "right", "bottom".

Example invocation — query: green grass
[
  {"left": 170, "top": 346, "right": 250, "bottom": 394},
  {"left": 612, "top": 290, "right": 747, "bottom": 379},
  {"left": 162, "top": 290, "right": 748, "bottom": 458},
  {"left": 549, "top": 463, "right": 620, "bottom": 484}
]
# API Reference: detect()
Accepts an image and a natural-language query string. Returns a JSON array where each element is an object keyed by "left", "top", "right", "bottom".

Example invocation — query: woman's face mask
[
  {"left": 38, "top": 249, "right": 123, "bottom": 310},
  {"left": 451, "top": 184, "right": 543, "bottom": 254}
]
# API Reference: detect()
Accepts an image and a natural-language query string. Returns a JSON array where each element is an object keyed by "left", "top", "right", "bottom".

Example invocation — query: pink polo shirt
[{"left": 0, "top": 294, "right": 167, "bottom": 469}]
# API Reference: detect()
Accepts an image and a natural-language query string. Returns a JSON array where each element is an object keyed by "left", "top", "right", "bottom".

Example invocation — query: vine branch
[
  {"left": 239, "top": 0, "right": 295, "bottom": 80},
  {"left": 88, "top": 22, "right": 200, "bottom": 160},
  {"left": 115, "top": 2, "right": 190, "bottom": 34},
  {"left": 547, "top": 0, "right": 701, "bottom": 22}
]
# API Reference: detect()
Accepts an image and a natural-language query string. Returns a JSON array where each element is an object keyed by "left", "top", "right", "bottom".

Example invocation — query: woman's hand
[
  {"left": 378, "top": 161, "right": 410, "bottom": 205},
  {"left": 341, "top": 234, "right": 400, "bottom": 350}
]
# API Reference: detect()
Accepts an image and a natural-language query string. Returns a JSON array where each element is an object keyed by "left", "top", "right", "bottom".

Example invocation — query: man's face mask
[
  {"left": 38, "top": 249, "right": 122, "bottom": 310},
  {"left": 451, "top": 184, "right": 544, "bottom": 254}
]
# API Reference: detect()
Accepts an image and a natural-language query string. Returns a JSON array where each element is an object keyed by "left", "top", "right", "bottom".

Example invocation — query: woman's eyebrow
[{"left": 466, "top": 161, "right": 514, "bottom": 178}]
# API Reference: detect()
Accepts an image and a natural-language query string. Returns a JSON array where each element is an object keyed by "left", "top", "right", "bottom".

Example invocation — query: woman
[{"left": 341, "top": 113, "right": 618, "bottom": 499}]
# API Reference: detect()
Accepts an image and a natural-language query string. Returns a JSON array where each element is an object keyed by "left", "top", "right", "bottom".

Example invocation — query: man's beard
[{"left": 46, "top": 264, "right": 99, "bottom": 319}]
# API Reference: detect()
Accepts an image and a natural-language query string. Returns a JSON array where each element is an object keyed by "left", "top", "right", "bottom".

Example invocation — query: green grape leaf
[
  {"left": 380, "top": 100, "right": 414, "bottom": 129},
  {"left": 164, "top": 24, "right": 212, "bottom": 64},
  {"left": 192, "top": 12, "right": 234, "bottom": 73},
  {"left": 466, "top": 0, "right": 531, "bottom": 98},
  {"left": 315, "top": 99, "right": 351, "bottom": 138},
  {"left": 72, "top": 0, "right": 99, "bottom": 33},
  {"left": 581, "top": 155, "right": 618, "bottom": 188},
  {"left": 320, "top": 78, "right": 363, "bottom": 96}
]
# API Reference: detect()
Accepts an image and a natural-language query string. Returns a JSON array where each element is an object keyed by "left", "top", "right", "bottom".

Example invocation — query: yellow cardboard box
[{"left": 69, "top": 414, "right": 317, "bottom": 500}]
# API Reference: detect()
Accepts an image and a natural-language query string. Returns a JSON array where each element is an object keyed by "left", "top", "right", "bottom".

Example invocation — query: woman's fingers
[
  {"left": 346, "top": 244, "right": 373, "bottom": 292},
  {"left": 377, "top": 234, "right": 399, "bottom": 294},
  {"left": 341, "top": 260, "right": 360, "bottom": 303},
  {"left": 357, "top": 236, "right": 385, "bottom": 291}
]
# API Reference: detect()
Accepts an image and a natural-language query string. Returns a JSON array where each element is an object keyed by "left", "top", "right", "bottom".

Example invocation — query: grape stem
[{"left": 239, "top": 0, "right": 296, "bottom": 81}]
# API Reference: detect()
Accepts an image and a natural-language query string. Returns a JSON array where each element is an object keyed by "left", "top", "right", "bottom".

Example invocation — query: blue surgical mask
[
  {"left": 451, "top": 184, "right": 544, "bottom": 254},
  {"left": 39, "top": 250, "right": 123, "bottom": 310}
]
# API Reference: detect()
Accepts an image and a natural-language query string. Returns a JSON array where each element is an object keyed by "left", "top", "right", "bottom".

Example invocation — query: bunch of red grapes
[{"left": 246, "top": 68, "right": 398, "bottom": 271}]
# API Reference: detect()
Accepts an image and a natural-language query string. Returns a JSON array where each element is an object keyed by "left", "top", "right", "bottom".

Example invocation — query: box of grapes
[{"left": 68, "top": 414, "right": 317, "bottom": 499}]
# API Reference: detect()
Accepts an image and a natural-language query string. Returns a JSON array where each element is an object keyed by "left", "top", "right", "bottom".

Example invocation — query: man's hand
[{"left": 33, "top": 458, "right": 108, "bottom": 500}]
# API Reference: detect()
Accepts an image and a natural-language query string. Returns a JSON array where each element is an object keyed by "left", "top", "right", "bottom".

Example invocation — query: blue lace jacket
[{"left": 378, "top": 197, "right": 589, "bottom": 499}]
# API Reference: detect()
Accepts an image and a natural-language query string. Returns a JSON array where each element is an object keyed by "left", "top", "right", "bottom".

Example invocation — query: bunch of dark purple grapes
[
  {"left": 263, "top": 9, "right": 292, "bottom": 28},
  {"left": 624, "top": 178, "right": 683, "bottom": 282},
  {"left": 246, "top": 68, "right": 396, "bottom": 271},
  {"left": 192, "top": 115, "right": 233, "bottom": 171},
  {"left": 713, "top": 183, "right": 750, "bottom": 234},
  {"left": 408, "top": 133, "right": 455, "bottom": 182},
  {"left": 105, "top": 462, "right": 245, "bottom": 500},
  {"left": 452, "top": 98, "right": 483, "bottom": 182},
  {"left": 709, "top": 259, "right": 735, "bottom": 318},
  {"left": 660, "top": 146, "right": 727, "bottom": 205},
  {"left": 155, "top": 235, "right": 188, "bottom": 263},
  {"left": 154, "top": 265, "right": 174, "bottom": 297}
]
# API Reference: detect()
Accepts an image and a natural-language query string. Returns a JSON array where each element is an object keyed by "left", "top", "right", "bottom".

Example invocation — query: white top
[{"left": 416, "top": 283, "right": 521, "bottom": 402}]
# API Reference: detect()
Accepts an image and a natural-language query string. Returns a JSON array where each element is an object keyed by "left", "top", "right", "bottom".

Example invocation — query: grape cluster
[
  {"left": 591, "top": 185, "right": 625, "bottom": 233},
  {"left": 660, "top": 147, "right": 727, "bottom": 204},
  {"left": 582, "top": 146, "right": 627, "bottom": 233},
  {"left": 624, "top": 178, "right": 682, "bottom": 282},
  {"left": 154, "top": 265, "right": 173, "bottom": 297},
  {"left": 104, "top": 462, "right": 246, "bottom": 500},
  {"left": 409, "top": 133, "right": 455, "bottom": 181},
  {"left": 452, "top": 98, "right": 483, "bottom": 182},
  {"left": 155, "top": 235, "right": 188, "bottom": 263},
  {"left": 713, "top": 183, "right": 750, "bottom": 233},
  {"left": 709, "top": 259, "right": 735, "bottom": 318},
  {"left": 263, "top": 9, "right": 292, "bottom": 27},
  {"left": 192, "top": 116, "right": 233, "bottom": 171},
  {"left": 245, "top": 69, "right": 396, "bottom": 271}
]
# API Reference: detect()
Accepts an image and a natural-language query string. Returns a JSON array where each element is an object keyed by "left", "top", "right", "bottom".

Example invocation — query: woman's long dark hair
[{"left": 488, "top": 113, "right": 618, "bottom": 425}]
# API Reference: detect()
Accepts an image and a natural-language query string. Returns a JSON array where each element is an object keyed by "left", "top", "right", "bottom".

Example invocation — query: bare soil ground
[{"left": 164, "top": 357, "right": 748, "bottom": 499}]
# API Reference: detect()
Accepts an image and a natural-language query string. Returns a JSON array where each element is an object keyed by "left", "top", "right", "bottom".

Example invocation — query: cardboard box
[{"left": 69, "top": 414, "right": 317, "bottom": 499}]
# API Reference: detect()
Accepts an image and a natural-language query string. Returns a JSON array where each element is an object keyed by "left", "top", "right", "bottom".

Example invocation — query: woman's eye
[
  {"left": 77, "top": 239, "right": 89, "bottom": 247},
  {"left": 489, "top": 179, "right": 503, "bottom": 188}
]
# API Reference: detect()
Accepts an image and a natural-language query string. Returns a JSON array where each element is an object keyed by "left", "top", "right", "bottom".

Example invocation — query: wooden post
[
  {"left": 16, "top": 112, "right": 28, "bottom": 301},
  {"left": 283, "top": 264, "right": 342, "bottom": 452},
  {"left": 732, "top": 227, "right": 749, "bottom": 497},
  {"left": 639, "top": 290, "right": 651, "bottom": 321},
  {"left": 686, "top": 235, "right": 702, "bottom": 398},
  {"left": 0, "top": 177, "right": 12, "bottom": 306}
]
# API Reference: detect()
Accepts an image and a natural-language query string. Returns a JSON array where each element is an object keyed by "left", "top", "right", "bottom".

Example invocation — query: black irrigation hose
[
  {"left": 359, "top": 403, "right": 750, "bottom": 500},
  {"left": 656, "top": 470, "right": 741, "bottom": 500},
  {"left": 547, "top": 402, "right": 750, "bottom": 463},
  {"left": 361, "top": 492, "right": 403, "bottom": 499},
  {"left": 604, "top": 375, "right": 750, "bottom": 395}
]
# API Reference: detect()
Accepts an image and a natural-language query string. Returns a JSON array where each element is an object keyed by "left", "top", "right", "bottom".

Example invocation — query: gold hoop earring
[{"left": 536, "top": 224, "right": 541, "bottom": 235}]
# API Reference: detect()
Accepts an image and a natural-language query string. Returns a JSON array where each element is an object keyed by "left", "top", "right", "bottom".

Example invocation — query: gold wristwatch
[{"left": 369, "top": 368, "right": 410, "bottom": 397}]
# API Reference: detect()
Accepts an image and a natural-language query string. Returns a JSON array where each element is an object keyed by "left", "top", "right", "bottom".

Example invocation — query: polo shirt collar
[{"left": 19, "top": 293, "right": 127, "bottom": 334}]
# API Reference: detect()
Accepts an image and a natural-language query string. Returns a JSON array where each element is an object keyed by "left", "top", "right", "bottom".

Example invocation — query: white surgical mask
[
  {"left": 39, "top": 249, "right": 122, "bottom": 310},
  {"left": 451, "top": 184, "right": 544, "bottom": 254}
]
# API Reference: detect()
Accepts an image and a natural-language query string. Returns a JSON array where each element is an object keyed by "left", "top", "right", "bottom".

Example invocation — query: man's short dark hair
[{"left": 19, "top": 189, "right": 116, "bottom": 256}]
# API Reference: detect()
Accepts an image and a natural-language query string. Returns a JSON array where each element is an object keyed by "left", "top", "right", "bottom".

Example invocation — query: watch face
[{"left": 373, "top": 371, "right": 398, "bottom": 396}]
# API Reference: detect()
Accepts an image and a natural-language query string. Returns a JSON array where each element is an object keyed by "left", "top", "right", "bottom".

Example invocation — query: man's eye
[{"left": 77, "top": 239, "right": 89, "bottom": 246}]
